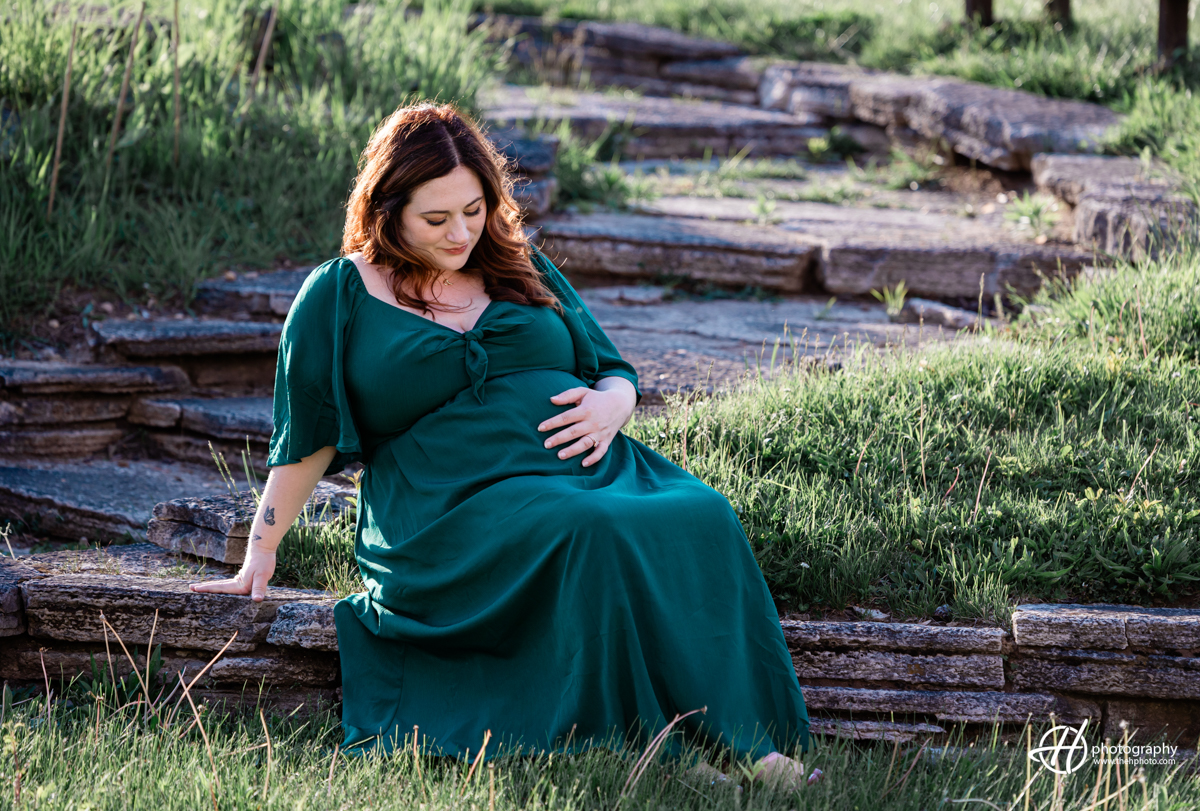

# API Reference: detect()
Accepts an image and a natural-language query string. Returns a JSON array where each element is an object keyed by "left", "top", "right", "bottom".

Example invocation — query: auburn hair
[{"left": 341, "top": 102, "right": 559, "bottom": 314}]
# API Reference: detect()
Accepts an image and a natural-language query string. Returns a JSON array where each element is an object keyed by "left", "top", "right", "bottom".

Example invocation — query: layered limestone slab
[
  {"left": 168, "top": 396, "right": 274, "bottom": 442},
  {"left": 0, "top": 396, "right": 131, "bottom": 426},
  {"left": 148, "top": 481, "right": 354, "bottom": 565},
  {"left": 1013, "top": 603, "right": 1200, "bottom": 652},
  {"left": 660, "top": 56, "right": 764, "bottom": 91},
  {"left": 808, "top": 718, "right": 945, "bottom": 742},
  {"left": 484, "top": 85, "right": 825, "bottom": 159},
  {"left": 1032, "top": 153, "right": 1196, "bottom": 258},
  {"left": 792, "top": 650, "right": 1005, "bottom": 688},
  {"left": 1009, "top": 648, "right": 1200, "bottom": 700},
  {"left": 20, "top": 573, "right": 327, "bottom": 653},
  {"left": 781, "top": 620, "right": 1005, "bottom": 654},
  {"left": 801, "top": 686, "right": 1100, "bottom": 723},
  {"left": 536, "top": 213, "right": 820, "bottom": 292},
  {"left": 0, "top": 425, "right": 125, "bottom": 457},
  {"left": 93, "top": 319, "right": 283, "bottom": 357},
  {"left": 0, "top": 360, "right": 187, "bottom": 394},
  {"left": 593, "top": 200, "right": 1089, "bottom": 299},
  {"left": 194, "top": 269, "right": 314, "bottom": 317},
  {"left": 266, "top": 601, "right": 339, "bottom": 652},
  {"left": 848, "top": 74, "right": 1122, "bottom": 171},
  {"left": 760, "top": 62, "right": 870, "bottom": 117},
  {"left": 0, "top": 557, "right": 39, "bottom": 637},
  {"left": 0, "top": 459, "right": 239, "bottom": 541}
]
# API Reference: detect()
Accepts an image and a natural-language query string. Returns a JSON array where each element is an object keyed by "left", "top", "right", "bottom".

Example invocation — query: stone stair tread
[
  {"left": 0, "top": 458, "right": 248, "bottom": 542},
  {"left": 93, "top": 318, "right": 283, "bottom": 357},
  {"left": 808, "top": 718, "right": 945, "bottom": 741},
  {"left": 143, "top": 396, "right": 275, "bottom": 442},
  {"left": 539, "top": 211, "right": 818, "bottom": 253},
  {"left": 0, "top": 360, "right": 187, "bottom": 394}
]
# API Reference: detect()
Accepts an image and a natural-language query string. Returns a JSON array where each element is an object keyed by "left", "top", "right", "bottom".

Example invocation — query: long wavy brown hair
[{"left": 341, "top": 102, "right": 558, "bottom": 315}]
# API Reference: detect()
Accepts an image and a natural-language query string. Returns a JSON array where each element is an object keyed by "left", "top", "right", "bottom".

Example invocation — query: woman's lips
[{"left": 443, "top": 245, "right": 468, "bottom": 255}]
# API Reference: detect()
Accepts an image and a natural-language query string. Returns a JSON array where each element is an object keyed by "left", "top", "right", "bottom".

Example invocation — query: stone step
[
  {"left": 808, "top": 718, "right": 945, "bottom": 742},
  {"left": 801, "top": 686, "right": 1098, "bottom": 724},
  {"left": 127, "top": 395, "right": 275, "bottom": 469},
  {"left": 0, "top": 458, "right": 251, "bottom": 543},
  {"left": 483, "top": 84, "right": 825, "bottom": 159},
  {"left": 194, "top": 269, "right": 313, "bottom": 317},
  {"left": 633, "top": 198, "right": 1091, "bottom": 299}
]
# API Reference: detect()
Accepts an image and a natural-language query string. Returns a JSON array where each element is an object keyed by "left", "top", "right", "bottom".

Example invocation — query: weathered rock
[
  {"left": 1073, "top": 185, "right": 1197, "bottom": 259},
  {"left": 21, "top": 542, "right": 232, "bottom": 580},
  {"left": 661, "top": 56, "right": 764, "bottom": 91},
  {"left": 147, "top": 434, "right": 270, "bottom": 473},
  {"left": 21, "top": 573, "right": 327, "bottom": 653},
  {"left": 590, "top": 73, "right": 758, "bottom": 105},
  {"left": 0, "top": 459, "right": 241, "bottom": 541},
  {"left": 579, "top": 20, "right": 740, "bottom": 61},
  {"left": 792, "top": 650, "right": 1005, "bottom": 688},
  {"left": 536, "top": 213, "right": 820, "bottom": 293},
  {"left": 172, "top": 397, "right": 274, "bottom": 442},
  {"left": 1031, "top": 153, "right": 1151, "bottom": 206},
  {"left": 0, "top": 557, "right": 39, "bottom": 638},
  {"left": 267, "top": 601, "right": 339, "bottom": 652},
  {"left": 128, "top": 398, "right": 183, "bottom": 427},
  {"left": 587, "top": 286, "right": 669, "bottom": 305},
  {"left": 1103, "top": 700, "right": 1200, "bottom": 742},
  {"left": 850, "top": 76, "right": 1123, "bottom": 171},
  {"left": 191, "top": 686, "right": 338, "bottom": 716},
  {"left": 0, "top": 396, "right": 130, "bottom": 426},
  {"left": 512, "top": 176, "right": 558, "bottom": 220},
  {"left": 808, "top": 718, "right": 944, "bottom": 742},
  {"left": 801, "top": 686, "right": 1099, "bottom": 723},
  {"left": 760, "top": 62, "right": 868, "bottom": 118},
  {"left": 148, "top": 481, "right": 354, "bottom": 565},
  {"left": 781, "top": 620, "right": 1005, "bottom": 654},
  {"left": 489, "top": 130, "right": 559, "bottom": 176},
  {"left": 0, "top": 425, "right": 125, "bottom": 456},
  {"left": 93, "top": 319, "right": 283, "bottom": 357},
  {"left": 640, "top": 195, "right": 1090, "bottom": 300},
  {"left": 485, "top": 85, "right": 826, "bottom": 159},
  {"left": 0, "top": 361, "right": 187, "bottom": 395},
  {"left": 194, "top": 269, "right": 313, "bottom": 317},
  {"left": 1009, "top": 648, "right": 1200, "bottom": 699},
  {"left": 895, "top": 298, "right": 982, "bottom": 330},
  {"left": 1014, "top": 603, "right": 1200, "bottom": 653}
]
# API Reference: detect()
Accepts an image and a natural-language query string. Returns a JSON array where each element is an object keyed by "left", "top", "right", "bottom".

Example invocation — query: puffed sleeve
[
  {"left": 268, "top": 258, "right": 364, "bottom": 476},
  {"left": 530, "top": 246, "right": 643, "bottom": 406}
]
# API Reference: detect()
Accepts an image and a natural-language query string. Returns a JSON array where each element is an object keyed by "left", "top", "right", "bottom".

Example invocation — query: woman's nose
[{"left": 447, "top": 215, "right": 471, "bottom": 244}]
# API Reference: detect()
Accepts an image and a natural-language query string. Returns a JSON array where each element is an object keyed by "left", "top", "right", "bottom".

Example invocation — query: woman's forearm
[
  {"left": 594, "top": 376, "right": 638, "bottom": 428},
  {"left": 250, "top": 446, "right": 339, "bottom": 552}
]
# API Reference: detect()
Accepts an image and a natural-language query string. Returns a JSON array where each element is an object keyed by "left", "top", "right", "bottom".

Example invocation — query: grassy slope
[{"left": 3, "top": 690, "right": 1197, "bottom": 810}]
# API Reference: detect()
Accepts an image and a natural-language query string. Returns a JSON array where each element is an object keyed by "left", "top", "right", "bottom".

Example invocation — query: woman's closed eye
[{"left": 425, "top": 207, "right": 482, "bottom": 227}]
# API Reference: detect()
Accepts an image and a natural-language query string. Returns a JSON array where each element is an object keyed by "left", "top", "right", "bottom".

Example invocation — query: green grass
[
  {"left": 0, "top": 0, "right": 504, "bottom": 338},
  {"left": 3, "top": 686, "right": 1198, "bottom": 810}
]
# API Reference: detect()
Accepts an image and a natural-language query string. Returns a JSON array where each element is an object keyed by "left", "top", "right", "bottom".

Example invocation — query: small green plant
[
  {"left": 1004, "top": 191, "right": 1061, "bottom": 236},
  {"left": 870, "top": 280, "right": 908, "bottom": 318},
  {"left": 805, "top": 135, "right": 831, "bottom": 162},
  {"left": 751, "top": 192, "right": 779, "bottom": 225},
  {"left": 880, "top": 147, "right": 943, "bottom": 190}
]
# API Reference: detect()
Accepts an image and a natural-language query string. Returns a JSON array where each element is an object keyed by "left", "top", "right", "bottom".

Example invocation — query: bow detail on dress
[{"left": 418, "top": 310, "right": 535, "bottom": 404}]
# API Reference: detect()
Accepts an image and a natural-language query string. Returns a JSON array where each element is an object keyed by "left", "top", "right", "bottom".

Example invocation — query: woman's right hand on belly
[{"left": 190, "top": 545, "right": 277, "bottom": 602}]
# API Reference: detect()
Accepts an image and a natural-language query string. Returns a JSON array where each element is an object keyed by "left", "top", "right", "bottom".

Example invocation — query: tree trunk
[
  {"left": 1158, "top": 0, "right": 1190, "bottom": 68},
  {"left": 965, "top": 0, "right": 994, "bottom": 26},
  {"left": 1046, "top": 0, "right": 1070, "bottom": 25}
]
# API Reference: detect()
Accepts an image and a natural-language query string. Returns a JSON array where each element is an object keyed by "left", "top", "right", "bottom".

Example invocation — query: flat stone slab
[
  {"left": 484, "top": 85, "right": 825, "bottom": 158},
  {"left": 808, "top": 718, "right": 944, "bottom": 742},
  {"left": 0, "top": 360, "right": 187, "bottom": 394},
  {"left": 92, "top": 319, "right": 283, "bottom": 357},
  {"left": 801, "top": 686, "right": 1099, "bottom": 723},
  {"left": 21, "top": 573, "right": 327, "bottom": 653},
  {"left": 149, "top": 481, "right": 354, "bottom": 565},
  {"left": 0, "top": 459, "right": 244, "bottom": 541},
  {"left": 792, "top": 650, "right": 1006, "bottom": 689},
  {"left": 639, "top": 197, "right": 1091, "bottom": 299},
  {"left": 143, "top": 396, "right": 275, "bottom": 442},
  {"left": 848, "top": 74, "right": 1122, "bottom": 171},
  {"left": 1013, "top": 603, "right": 1200, "bottom": 652},
  {"left": 266, "top": 601, "right": 339, "bottom": 652},
  {"left": 195, "top": 269, "right": 314, "bottom": 317},
  {"left": 1009, "top": 648, "right": 1200, "bottom": 700},
  {"left": 490, "top": 15, "right": 741, "bottom": 62},
  {"left": 537, "top": 212, "right": 821, "bottom": 292},
  {"left": 661, "top": 56, "right": 764, "bottom": 91},
  {"left": 781, "top": 620, "right": 1005, "bottom": 654}
]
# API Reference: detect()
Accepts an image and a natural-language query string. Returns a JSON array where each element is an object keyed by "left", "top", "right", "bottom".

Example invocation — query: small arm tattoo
[
  {"left": 252, "top": 533, "right": 262, "bottom": 542},
  {"left": 263, "top": 506, "right": 275, "bottom": 526}
]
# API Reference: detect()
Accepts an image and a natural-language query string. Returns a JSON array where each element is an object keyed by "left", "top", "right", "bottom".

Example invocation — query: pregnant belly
[{"left": 371, "top": 369, "right": 600, "bottom": 497}]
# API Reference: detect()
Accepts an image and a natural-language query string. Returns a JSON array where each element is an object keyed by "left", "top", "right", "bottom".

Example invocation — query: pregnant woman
[{"left": 190, "top": 103, "right": 814, "bottom": 789}]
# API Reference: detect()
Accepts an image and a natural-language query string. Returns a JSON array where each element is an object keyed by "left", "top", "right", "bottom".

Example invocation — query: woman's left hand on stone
[{"left": 539, "top": 379, "right": 637, "bottom": 467}]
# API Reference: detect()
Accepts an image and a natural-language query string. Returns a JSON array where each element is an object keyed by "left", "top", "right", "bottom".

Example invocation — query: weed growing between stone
[{"left": 2, "top": 680, "right": 1198, "bottom": 810}]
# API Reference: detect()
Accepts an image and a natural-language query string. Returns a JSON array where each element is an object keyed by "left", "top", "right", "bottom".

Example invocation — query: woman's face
[{"left": 399, "top": 165, "right": 487, "bottom": 273}]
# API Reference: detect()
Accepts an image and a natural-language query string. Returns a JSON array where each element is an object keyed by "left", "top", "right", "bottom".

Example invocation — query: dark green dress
[{"left": 268, "top": 249, "right": 809, "bottom": 763}]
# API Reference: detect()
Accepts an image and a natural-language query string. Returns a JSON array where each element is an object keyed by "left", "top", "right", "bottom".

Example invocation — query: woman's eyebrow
[{"left": 419, "top": 196, "right": 484, "bottom": 215}]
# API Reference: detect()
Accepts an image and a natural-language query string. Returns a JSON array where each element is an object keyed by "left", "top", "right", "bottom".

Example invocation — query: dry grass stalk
[
  {"left": 260, "top": 707, "right": 273, "bottom": 801},
  {"left": 1125, "top": 438, "right": 1162, "bottom": 503},
  {"left": 172, "top": 0, "right": 181, "bottom": 166},
  {"left": 413, "top": 725, "right": 429, "bottom": 802},
  {"left": 47, "top": 23, "right": 78, "bottom": 219},
  {"left": 1135, "top": 285, "right": 1149, "bottom": 359},
  {"left": 37, "top": 648, "right": 51, "bottom": 727},
  {"left": 488, "top": 762, "right": 496, "bottom": 811},
  {"left": 882, "top": 739, "right": 928, "bottom": 799},
  {"left": 249, "top": 6, "right": 279, "bottom": 104},
  {"left": 326, "top": 744, "right": 340, "bottom": 791},
  {"left": 167, "top": 629, "right": 240, "bottom": 727},
  {"left": 853, "top": 425, "right": 880, "bottom": 479},
  {"left": 98, "top": 613, "right": 155, "bottom": 721},
  {"left": 461, "top": 729, "right": 493, "bottom": 795},
  {"left": 144, "top": 608, "right": 159, "bottom": 706},
  {"left": 104, "top": 2, "right": 146, "bottom": 178},
  {"left": 620, "top": 706, "right": 706, "bottom": 801},
  {"left": 969, "top": 449, "right": 994, "bottom": 525},
  {"left": 177, "top": 672, "right": 219, "bottom": 811}
]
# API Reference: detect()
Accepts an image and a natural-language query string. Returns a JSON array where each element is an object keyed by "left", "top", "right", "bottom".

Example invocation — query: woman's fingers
[
  {"left": 189, "top": 577, "right": 250, "bottom": 595},
  {"left": 250, "top": 569, "right": 271, "bottom": 602},
  {"left": 581, "top": 437, "right": 610, "bottom": 467},
  {"left": 549, "top": 387, "right": 590, "bottom": 406},
  {"left": 538, "top": 404, "right": 587, "bottom": 435},
  {"left": 557, "top": 435, "right": 603, "bottom": 461}
]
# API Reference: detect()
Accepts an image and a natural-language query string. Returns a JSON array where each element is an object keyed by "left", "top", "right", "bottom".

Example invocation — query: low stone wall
[{"left": 4, "top": 544, "right": 1198, "bottom": 742}]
